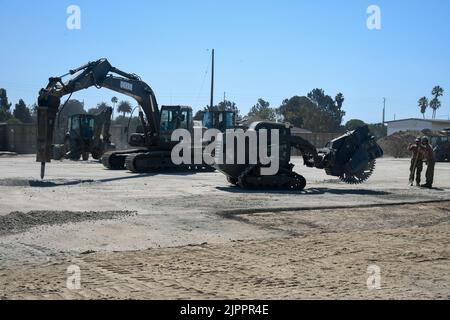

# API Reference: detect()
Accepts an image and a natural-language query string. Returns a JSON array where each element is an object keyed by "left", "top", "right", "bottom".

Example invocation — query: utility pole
[
  {"left": 382, "top": 97, "right": 386, "bottom": 125},
  {"left": 209, "top": 49, "right": 215, "bottom": 110}
]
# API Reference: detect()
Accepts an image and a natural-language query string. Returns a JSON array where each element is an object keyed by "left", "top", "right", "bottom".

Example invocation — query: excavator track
[
  {"left": 125, "top": 151, "right": 215, "bottom": 173},
  {"left": 234, "top": 165, "right": 307, "bottom": 190},
  {"left": 101, "top": 149, "right": 144, "bottom": 170},
  {"left": 125, "top": 151, "right": 172, "bottom": 173}
]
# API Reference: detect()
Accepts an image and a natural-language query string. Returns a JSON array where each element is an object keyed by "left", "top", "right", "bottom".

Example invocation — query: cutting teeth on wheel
[{"left": 339, "top": 160, "right": 376, "bottom": 184}]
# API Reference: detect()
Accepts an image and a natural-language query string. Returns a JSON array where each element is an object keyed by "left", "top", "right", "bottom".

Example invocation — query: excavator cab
[
  {"left": 202, "top": 110, "right": 236, "bottom": 132},
  {"left": 69, "top": 114, "right": 95, "bottom": 141},
  {"left": 129, "top": 105, "right": 193, "bottom": 147},
  {"left": 159, "top": 106, "right": 192, "bottom": 133},
  {"left": 159, "top": 105, "right": 192, "bottom": 144}
]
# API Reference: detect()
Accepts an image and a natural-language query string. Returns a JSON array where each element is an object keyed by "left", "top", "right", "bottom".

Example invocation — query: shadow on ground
[
  {"left": 28, "top": 179, "right": 94, "bottom": 187},
  {"left": 26, "top": 170, "right": 205, "bottom": 187},
  {"left": 216, "top": 186, "right": 391, "bottom": 196}
]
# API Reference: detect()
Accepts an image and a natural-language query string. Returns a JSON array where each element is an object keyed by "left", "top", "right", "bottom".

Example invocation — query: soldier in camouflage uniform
[
  {"left": 420, "top": 136, "right": 436, "bottom": 188},
  {"left": 408, "top": 138, "right": 423, "bottom": 186}
]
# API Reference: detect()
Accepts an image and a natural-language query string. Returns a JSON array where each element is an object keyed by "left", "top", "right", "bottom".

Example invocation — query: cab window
[
  {"left": 180, "top": 110, "right": 189, "bottom": 129},
  {"left": 160, "top": 109, "right": 173, "bottom": 131},
  {"left": 70, "top": 117, "right": 80, "bottom": 130},
  {"left": 224, "top": 112, "right": 235, "bottom": 129},
  {"left": 202, "top": 112, "right": 213, "bottom": 129}
]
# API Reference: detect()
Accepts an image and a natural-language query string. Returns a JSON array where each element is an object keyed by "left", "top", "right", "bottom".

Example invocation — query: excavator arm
[
  {"left": 91, "top": 106, "right": 114, "bottom": 159},
  {"left": 37, "top": 58, "right": 159, "bottom": 178}
]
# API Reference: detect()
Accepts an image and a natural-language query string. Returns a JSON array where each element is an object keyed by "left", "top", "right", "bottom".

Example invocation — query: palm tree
[
  {"left": 418, "top": 97, "right": 428, "bottom": 119},
  {"left": 117, "top": 100, "right": 132, "bottom": 117},
  {"left": 111, "top": 96, "right": 118, "bottom": 119},
  {"left": 429, "top": 98, "right": 441, "bottom": 119},
  {"left": 430, "top": 86, "right": 444, "bottom": 119},
  {"left": 432, "top": 85, "right": 444, "bottom": 98}
]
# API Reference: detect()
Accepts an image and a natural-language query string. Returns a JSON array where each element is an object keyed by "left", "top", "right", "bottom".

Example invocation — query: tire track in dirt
[{"left": 1, "top": 202, "right": 449, "bottom": 299}]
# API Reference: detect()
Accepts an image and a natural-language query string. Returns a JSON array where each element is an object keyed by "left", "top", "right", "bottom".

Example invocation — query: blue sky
[{"left": 1, "top": 0, "right": 449, "bottom": 123}]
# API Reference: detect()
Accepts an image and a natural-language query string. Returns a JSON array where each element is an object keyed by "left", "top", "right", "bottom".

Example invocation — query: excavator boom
[
  {"left": 37, "top": 58, "right": 159, "bottom": 178},
  {"left": 91, "top": 107, "right": 114, "bottom": 159}
]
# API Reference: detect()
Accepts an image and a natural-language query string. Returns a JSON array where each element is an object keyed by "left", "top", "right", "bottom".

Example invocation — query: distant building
[{"left": 386, "top": 118, "right": 450, "bottom": 136}]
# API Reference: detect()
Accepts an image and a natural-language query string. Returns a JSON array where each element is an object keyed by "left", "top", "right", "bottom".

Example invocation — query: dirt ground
[{"left": 0, "top": 156, "right": 449, "bottom": 299}]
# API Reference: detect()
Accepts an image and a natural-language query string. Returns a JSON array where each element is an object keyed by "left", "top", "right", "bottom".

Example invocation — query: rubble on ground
[{"left": 0, "top": 210, "right": 136, "bottom": 235}]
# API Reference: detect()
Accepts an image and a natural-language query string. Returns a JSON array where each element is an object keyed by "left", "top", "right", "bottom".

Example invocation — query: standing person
[
  {"left": 408, "top": 138, "right": 424, "bottom": 186},
  {"left": 421, "top": 136, "right": 436, "bottom": 188}
]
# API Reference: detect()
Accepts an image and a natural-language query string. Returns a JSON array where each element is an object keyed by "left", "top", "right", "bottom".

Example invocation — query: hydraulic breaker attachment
[{"left": 36, "top": 94, "right": 60, "bottom": 179}]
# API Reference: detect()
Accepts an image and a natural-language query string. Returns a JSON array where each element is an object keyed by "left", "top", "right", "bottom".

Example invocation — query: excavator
[
  {"left": 36, "top": 58, "right": 383, "bottom": 189},
  {"left": 52, "top": 107, "right": 115, "bottom": 161},
  {"left": 36, "top": 58, "right": 208, "bottom": 178}
]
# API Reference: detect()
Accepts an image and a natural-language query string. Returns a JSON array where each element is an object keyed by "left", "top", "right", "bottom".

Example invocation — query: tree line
[
  {"left": 1, "top": 87, "right": 388, "bottom": 138},
  {"left": 195, "top": 88, "right": 346, "bottom": 132},
  {"left": 0, "top": 88, "right": 35, "bottom": 124},
  {"left": 197, "top": 88, "right": 385, "bottom": 138}
]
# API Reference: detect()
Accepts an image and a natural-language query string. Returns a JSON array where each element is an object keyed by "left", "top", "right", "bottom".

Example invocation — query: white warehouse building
[{"left": 386, "top": 118, "right": 450, "bottom": 136}]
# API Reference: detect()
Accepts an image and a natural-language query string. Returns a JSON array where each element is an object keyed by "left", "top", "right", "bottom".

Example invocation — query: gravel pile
[
  {"left": 378, "top": 131, "right": 422, "bottom": 158},
  {"left": 0, "top": 210, "right": 136, "bottom": 235}
]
